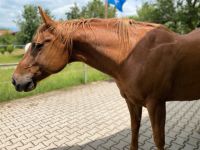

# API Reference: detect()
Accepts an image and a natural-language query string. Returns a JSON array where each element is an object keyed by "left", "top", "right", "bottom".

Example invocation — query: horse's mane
[
  {"left": 60, "top": 18, "right": 136, "bottom": 50},
  {"left": 35, "top": 18, "right": 165, "bottom": 52}
]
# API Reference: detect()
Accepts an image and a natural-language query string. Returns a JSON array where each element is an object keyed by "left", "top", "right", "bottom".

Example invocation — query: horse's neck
[{"left": 70, "top": 27, "right": 126, "bottom": 78}]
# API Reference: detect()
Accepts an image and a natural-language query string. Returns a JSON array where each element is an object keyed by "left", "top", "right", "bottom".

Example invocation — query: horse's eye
[
  {"left": 31, "top": 43, "right": 44, "bottom": 56},
  {"left": 35, "top": 44, "right": 43, "bottom": 50},
  {"left": 32, "top": 43, "right": 43, "bottom": 51}
]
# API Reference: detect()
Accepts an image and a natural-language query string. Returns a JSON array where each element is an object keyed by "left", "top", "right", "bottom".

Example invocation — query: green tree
[
  {"left": 6, "top": 44, "right": 14, "bottom": 54},
  {"left": 176, "top": 0, "right": 200, "bottom": 33},
  {"left": 131, "top": 0, "right": 200, "bottom": 33},
  {"left": 156, "top": 0, "right": 176, "bottom": 23},
  {"left": 0, "top": 32, "right": 15, "bottom": 54},
  {"left": 66, "top": 0, "right": 116, "bottom": 19},
  {"left": 81, "top": 0, "right": 105, "bottom": 18},
  {"left": 155, "top": 0, "right": 177, "bottom": 31},
  {"left": 0, "top": 33, "right": 16, "bottom": 45},
  {"left": 130, "top": 2, "right": 158, "bottom": 22},
  {"left": 66, "top": 3, "right": 81, "bottom": 19},
  {"left": 16, "top": 5, "right": 40, "bottom": 44},
  {"left": 16, "top": 5, "right": 53, "bottom": 44}
]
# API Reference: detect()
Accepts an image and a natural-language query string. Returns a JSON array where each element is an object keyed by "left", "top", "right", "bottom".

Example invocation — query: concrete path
[{"left": 0, "top": 81, "right": 199, "bottom": 150}]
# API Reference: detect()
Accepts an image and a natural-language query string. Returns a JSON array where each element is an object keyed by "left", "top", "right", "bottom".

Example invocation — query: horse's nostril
[{"left": 12, "top": 76, "right": 35, "bottom": 92}]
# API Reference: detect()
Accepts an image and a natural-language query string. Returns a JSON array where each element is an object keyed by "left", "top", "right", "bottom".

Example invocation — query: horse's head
[{"left": 12, "top": 7, "right": 70, "bottom": 92}]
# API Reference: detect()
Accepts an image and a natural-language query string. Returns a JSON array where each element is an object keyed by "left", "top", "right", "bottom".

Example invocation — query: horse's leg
[
  {"left": 146, "top": 100, "right": 166, "bottom": 150},
  {"left": 126, "top": 100, "right": 142, "bottom": 150}
]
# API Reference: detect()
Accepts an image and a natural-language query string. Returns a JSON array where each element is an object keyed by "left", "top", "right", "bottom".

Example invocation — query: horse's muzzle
[{"left": 12, "top": 76, "right": 36, "bottom": 92}]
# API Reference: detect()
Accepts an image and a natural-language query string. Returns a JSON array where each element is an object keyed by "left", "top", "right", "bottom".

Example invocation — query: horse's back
[{"left": 118, "top": 26, "right": 200, "bottom": 103}]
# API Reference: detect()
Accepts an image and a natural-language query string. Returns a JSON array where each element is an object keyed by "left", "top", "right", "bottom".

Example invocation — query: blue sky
[{"left": 0, "top": 0, "right": 146, "bottom": 31}]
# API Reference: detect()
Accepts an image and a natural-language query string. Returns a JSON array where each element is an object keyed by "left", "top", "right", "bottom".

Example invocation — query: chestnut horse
[{"left": 12, "top": 7, "right": 200, "bottom": 150}]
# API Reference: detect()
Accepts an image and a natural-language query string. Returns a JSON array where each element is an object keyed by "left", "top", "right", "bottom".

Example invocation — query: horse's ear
[{"left": 38, "top": 6, "right": 54, "bottom": 25}]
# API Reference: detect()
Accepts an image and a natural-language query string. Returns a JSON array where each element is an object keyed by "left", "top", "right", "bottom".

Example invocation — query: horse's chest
[
  {"left": 116, "top": 78, "right": 146, "bottom": 106},
  {"left": 168, "top": 55, "right": 200, "bottom": 100}
]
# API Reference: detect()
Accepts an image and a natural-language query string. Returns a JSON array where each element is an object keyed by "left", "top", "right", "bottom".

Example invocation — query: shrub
[
  {"left": 0, "top": 33, "right": 16, "bottom": 45},
  {"left": 0, "top": 46, "right": 6, "bottom": 54},
  {"left": 6, "top": 45, "right": 14, "bottom": 54}
]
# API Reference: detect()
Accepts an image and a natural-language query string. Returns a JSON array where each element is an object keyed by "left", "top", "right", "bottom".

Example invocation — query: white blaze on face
[{"left": 24, "top": 43, "right": 31, "bottom": 53}]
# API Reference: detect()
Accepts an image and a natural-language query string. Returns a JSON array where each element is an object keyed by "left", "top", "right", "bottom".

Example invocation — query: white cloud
[{"left": 52, "top": 5, "right": 74, "bottom": 19}]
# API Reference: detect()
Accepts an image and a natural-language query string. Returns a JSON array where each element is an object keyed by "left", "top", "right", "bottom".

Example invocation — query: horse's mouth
[
  {"left": 23, "top": 80, "right": 37, "bottom": 92},
  {"left": 14, "top": 79, "right": 37, "bottom": 92}
]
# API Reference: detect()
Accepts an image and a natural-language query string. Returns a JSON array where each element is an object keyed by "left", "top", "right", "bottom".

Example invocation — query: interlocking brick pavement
[{"left": 0, "top": 81, "right": 200, "bottom": 150}]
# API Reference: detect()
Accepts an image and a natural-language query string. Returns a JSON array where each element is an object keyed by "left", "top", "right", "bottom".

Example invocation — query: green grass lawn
[
  {"left": 0, "top": 49, "right": 24, "bottom": 64},
  {"left": 0, "top": 49, "right": 109, "bottom": 102},
  {"left": 0, "top": 62, "right": 109, "bottom": 102}
]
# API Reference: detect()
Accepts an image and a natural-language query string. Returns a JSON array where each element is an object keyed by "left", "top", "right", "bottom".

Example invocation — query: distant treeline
[{"left": 131, "top": 0, "right": 200, "bottom": 34}]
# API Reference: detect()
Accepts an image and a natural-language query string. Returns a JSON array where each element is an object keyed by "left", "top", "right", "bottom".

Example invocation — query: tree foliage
[
  {"left": 131, "top": 3, "right": 158, "bottom": 22},
  {"left": 0, "top": 33, "right": 16, "bottom": 54},
  {"left": 131, "top": 0, "right": 200, "bottom": 33},
  {"left": 176, "top": 0, "right": 200, "bottom": 33},
  {"left": 6, "top": 44, "right": 14, "bottom": 54},
  {"left": 16, "top": 5, "right": 40, "bottom": 44},
  {"left": 0, "top": 33, "right": 16, "bottom": 45},
  {"left": 66, "top": 0, "right": 116, "bottom": 20},
  {"left": 66, "top": 3, "right": 81, "bottom": 19},
  {"left": 16, "top": 5, "right": 53, "bottom": 44}
]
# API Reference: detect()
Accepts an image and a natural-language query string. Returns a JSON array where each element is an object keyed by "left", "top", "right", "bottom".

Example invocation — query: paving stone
[
  {"left": 88, "top": 140, "right": 106, "bottom": 149},
  {"left": 167, "top": 142, "right": 183, "bottom": 150},
  {"left": 187, "top": 136, "right": 199, "bottom": 147},
  {"left": 140, "top": 141, "right": 155, "bottom": 150},
  {"left": 182, "top": 144, "right": 197, "bottom": 150},
  {"left": 16, "top": 143, "right": 34, "bottom": 150},
  {"left": 113, "top": 140, "right": 129, "bottom": 149},
  {"left": 82, "top": 145, "right": 95, "bottom": 150},
  {"left": 110, "top": 134, "right": 125, "bottom": 143},
  {"left": 191, "top": 132, "right": 200, "bottom": 140},
  {"left": 165, "top": 136, "right": 174, "bottom": 146},
  {"left": 0, "top": 81, "right": 199, "bottom": 150},
  {"left": 101, "top": 139, "right": 117, "bottom": 149},
  {"left": 68, "top": 145, "right": 82, "bottom": 150},
  {"left": 173, "top": 137, "right": 186, "bottom": 146},
  {"left": 6, "top": 141, "right": 23, "bottom": 150}
]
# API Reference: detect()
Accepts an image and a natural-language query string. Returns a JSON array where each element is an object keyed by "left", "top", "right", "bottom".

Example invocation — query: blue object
[{"left": 108, "top": 0, "right": 126, "bottom": 12}]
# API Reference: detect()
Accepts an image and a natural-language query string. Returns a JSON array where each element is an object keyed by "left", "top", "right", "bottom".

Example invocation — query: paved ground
[{"left": 0, "top": 81, "right": 200, "bottom": 150}]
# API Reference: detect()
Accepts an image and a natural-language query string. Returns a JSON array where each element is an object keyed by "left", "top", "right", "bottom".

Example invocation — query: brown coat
[{"left": 12, "top": 7, "right": 200, "bottom": 150}]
